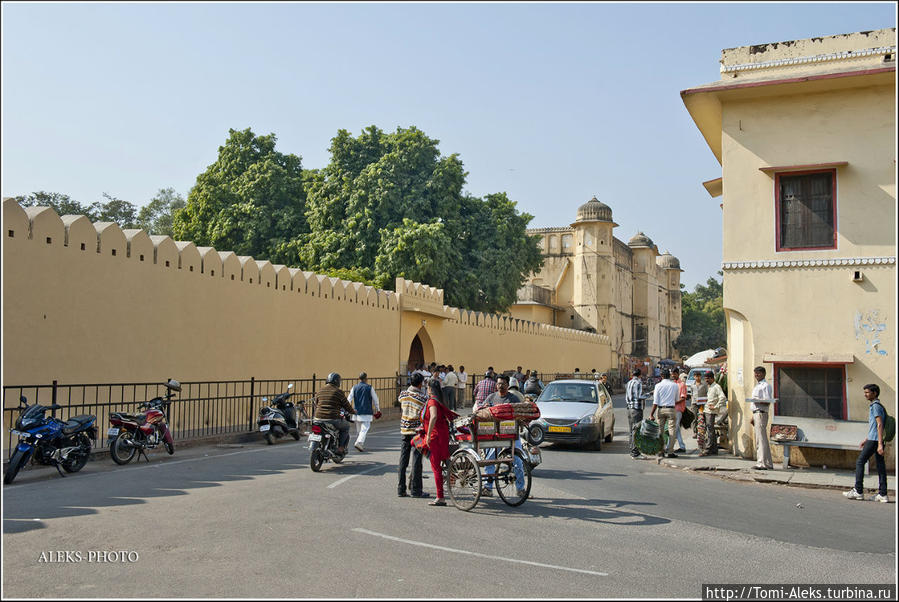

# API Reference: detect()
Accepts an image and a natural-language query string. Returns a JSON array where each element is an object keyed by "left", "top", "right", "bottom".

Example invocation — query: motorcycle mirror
[
  {"left": 165, "top": 379, "right": 182, "bottom": 392},
  {"left": 262, "top": 397, "right": 269, "bottom": 403},
  {"left": 287, "top": 383, "right": 294, "bottom": 390},
  {"left": 19, "top": 395, "right": 27, "bottom": 405}
]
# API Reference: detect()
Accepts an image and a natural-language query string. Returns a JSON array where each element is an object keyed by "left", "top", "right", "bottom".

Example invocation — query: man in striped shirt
[
  {"left": 626, "top": 369, "right": 645, "bottom": 458},
  {"left": 473, "top": 370, "right": 498, "bottom": 411}
]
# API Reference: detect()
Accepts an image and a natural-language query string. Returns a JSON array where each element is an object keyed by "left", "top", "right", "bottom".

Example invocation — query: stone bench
[{"left": 769, "top": 414, "right": 871, "bottom": 472}]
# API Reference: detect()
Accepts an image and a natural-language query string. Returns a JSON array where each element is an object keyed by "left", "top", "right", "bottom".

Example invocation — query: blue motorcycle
[{"left": 4, "top": 396, "right": 97, "bottom": 484}]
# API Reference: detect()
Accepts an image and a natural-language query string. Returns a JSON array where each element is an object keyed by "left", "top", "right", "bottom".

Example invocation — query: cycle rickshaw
[{"left": 445, "top": 413, "right": 534, "bottom": 511}]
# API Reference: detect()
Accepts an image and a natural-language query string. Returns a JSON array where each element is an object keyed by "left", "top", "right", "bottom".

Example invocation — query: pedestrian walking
[
  {"left": 397, "top": 373, "right": 429, "bottom": 498},
  {"left": 749, "top": 366, "right": 774, "bottom": 470},
  {"left": 625, "top": 369, "right": 645, "bottom": 458},
  {"left": 348, "top": 372, "right": 381, "bottom": 452},
  {"left": 649, "top": 369, "right": 679, "bottom": 457},
  {"left": 843, "top": 384, "right": 889, "bottom": 502}
]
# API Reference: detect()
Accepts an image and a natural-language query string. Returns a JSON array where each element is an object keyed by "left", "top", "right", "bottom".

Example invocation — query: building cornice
[
  {"left": 721, "top": 46, "right": 896, "bottom": 73},
  {"left": 723, "top": 256, "right": 896, "bottom": 270}
]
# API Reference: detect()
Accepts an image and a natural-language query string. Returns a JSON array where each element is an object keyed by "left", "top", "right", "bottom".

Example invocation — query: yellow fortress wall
[{"left": 2, "top": 199, "right": 610, "bottom": 387}]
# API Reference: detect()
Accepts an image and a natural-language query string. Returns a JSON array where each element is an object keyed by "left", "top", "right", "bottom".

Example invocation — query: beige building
[
  {"left": 682, "top": 29, "right": 896, "bottom": 466},
  {"left": 509, "top": 197, "right": 683, "bottom": 380}
]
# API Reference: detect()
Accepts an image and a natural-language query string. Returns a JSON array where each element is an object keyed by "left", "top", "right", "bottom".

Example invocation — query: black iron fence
[{"left": 3, "top": 371, "right": 609, "bottom": 460}]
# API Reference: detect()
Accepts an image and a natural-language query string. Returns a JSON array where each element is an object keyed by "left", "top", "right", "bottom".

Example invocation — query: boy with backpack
[{"left": 843, "top": 383, "right": 892, "bottom": 503}]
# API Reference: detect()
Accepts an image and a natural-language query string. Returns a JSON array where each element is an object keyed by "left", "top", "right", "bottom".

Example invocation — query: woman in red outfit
[{"left": 424, "top": 379, "right": 458, "bottom": 507}]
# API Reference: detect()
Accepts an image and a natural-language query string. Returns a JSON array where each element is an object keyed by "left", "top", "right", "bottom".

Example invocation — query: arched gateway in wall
[{"left": 405, "top": 327, "right": 435, "bottom": 373}]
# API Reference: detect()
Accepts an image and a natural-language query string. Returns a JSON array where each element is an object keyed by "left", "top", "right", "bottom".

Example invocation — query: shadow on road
[{"left": 462, "top": 496, "right": 670, "bottom": 526}]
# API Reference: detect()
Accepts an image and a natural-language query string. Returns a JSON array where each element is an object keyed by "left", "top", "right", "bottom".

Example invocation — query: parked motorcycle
[
  {"left": 108, "top": 379, "right": 180, "bottom": 465},
  {"left": 307, "top": 411, "right": 349, "bottom": 471},
  {"left": 258, "top": 383, "right": 303, "bottom": 445},
  {"left": 4, "top": 396, "right": 97, "bottom": 484}
]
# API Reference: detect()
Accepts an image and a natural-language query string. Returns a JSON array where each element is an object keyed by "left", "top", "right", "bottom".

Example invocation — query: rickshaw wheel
[
  {"left": 448, "top": 449, "right": 481, "bottom": 511},
  {"left": 496, "top": 448, "right": 532, "bottom": 506}
]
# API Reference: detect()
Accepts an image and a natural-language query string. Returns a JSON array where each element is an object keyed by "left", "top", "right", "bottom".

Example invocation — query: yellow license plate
[{"left": 547, "top": 426, "right": 571, "bottom": 433}]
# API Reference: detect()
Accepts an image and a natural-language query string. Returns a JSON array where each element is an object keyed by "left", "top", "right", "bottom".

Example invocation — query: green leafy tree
[
  {"left": 303, "top": 125, "right": 542, "bottom": 312},
  {"left": 673, "top": 274, "right": 726, "bottom": 357},
  {"left": 173, "top": 128, "right": 308, "bottom": 263},
  {"left": 14, "top": 191, "right": 91, "bottom": 218},
  {"left": 136, "top": 188, "right": 186, "bottom": 236},
  {"left": 88, "top": 193, "right": 138, "bottom": 228}
]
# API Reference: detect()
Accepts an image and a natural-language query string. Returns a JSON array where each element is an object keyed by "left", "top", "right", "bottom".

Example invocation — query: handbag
[
  {"left": 411, "top": 429, "right": 430, "bottom": 457},
  {"left": 681, "top": 407, "right": 695, "bottom": 430}
]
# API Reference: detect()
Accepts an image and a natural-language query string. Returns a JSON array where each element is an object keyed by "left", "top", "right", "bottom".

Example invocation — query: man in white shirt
[
  {"left": 649, "top": 369, "right": 680, "bottom": 457},
  {"left": 442, "top": 365, "right": 459, "bottom": 411},
  {"left": 456, "top": 365, "right": 468, "bottom": 407},
  {"left": 750, "top": 366, "right": 774, "bottom": 470}
]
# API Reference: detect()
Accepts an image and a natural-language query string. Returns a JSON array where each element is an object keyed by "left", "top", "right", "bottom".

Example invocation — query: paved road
[{"left": 3, "top": 399, "right": 895, "bottom": 598}]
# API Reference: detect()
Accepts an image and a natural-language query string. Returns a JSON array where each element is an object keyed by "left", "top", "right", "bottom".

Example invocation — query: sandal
[{"left": 428, "top": 499, "right": 447, "bottom": 506}]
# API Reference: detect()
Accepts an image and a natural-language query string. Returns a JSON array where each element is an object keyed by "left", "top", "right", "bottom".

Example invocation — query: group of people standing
[
  {"left": 625, "top": 367, "right": 727, "bottom": 458},
  {"left": 409, "top": 363, "right": 467, "bottom": 411}
]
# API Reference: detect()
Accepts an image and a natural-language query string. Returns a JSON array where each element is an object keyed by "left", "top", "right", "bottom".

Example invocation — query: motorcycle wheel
[
  {"left": 332, "top": 449, "right": 344, "bottom": 464},
  {"left": 527, "top": 424, "right": 545, "bottom": 446},
  {"left": 164, "top": 440, "right": 175, "bottom": 455},
  {"left": 310, "top": 449, "right": 324, "bottom": 472},
  {"left": 110, "top": 432, "right": 137, "bottom": 465},
  {"left": 4, "top": 448, "right": 31, "bottom": 485},
  {"left": 290, "top": 430, "right": 301, "bottom": 441},
  {"left": 62, "top": 434, "right": 91, "bottom": 473},
  {"left": 264, "top": 432, "right": 275, "bottom": 446}
]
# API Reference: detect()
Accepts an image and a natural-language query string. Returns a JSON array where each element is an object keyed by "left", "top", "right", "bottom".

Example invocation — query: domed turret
[
  {"left": 656, "top": 252, "right": 681, "bottom": 270},
  {"left": 628, "top": 231, "right": 654, "bottom": 248},
  {"left": 575, "top": 196, "right": 613, "bottom": 223}
]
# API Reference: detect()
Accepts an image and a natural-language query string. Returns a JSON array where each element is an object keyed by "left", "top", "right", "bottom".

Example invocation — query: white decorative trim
[
  {"left": 722, "top": 257, "right": 896, "bottom": 270},
  {"left": 721, "top": 46, "right": 896, "bottom": 73}
]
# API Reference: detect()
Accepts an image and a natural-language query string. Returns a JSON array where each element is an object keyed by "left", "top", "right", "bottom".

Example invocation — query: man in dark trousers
[{"left": 397, "top": 372, "right": 429, "bottom": 498}]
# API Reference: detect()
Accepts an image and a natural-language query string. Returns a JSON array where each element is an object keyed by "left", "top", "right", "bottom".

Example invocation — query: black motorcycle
[
  {"left": 307, "top": 411, "right": 349, "bottom": 471},
  {"left": 5, "top": 396, "right": 97, "bottom": 484},
  {"left": 258, "top": 384, "right": 304, "bottom": 445}
]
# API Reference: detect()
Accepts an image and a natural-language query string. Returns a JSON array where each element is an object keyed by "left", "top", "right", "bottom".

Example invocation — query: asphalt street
[{"left": 2, "top": 396, "right": 896, "bottom": 598}]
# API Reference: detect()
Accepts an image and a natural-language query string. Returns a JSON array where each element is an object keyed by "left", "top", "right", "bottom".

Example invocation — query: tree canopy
[
  {"left": 172, "top": 128, "right": 309, "bottom": 264},
  {"left": 136, "top": 188, "right": 186, "bottom": 237},
  {"left": 673, "top": 274, "right": 725, "bottom": 357},
  {"left": 14, "top": 190, "right": 139, "bottom": 228},
  {"left": 301, "top": 126, "right": 543, "bottom": 312}
]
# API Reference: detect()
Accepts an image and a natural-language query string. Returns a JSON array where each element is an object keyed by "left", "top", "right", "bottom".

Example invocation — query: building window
[
  {"left": 549, "top": 236, "right": 559, "bottom": 252},
  {"left": 562, "top": 234, "right": 573, "bottom": 252},
  {"left": 776, "top": 170, "right": 837, "bottom": 251},
  {"left": 775, "top": 365, "right": 845, "bottom": 420}
]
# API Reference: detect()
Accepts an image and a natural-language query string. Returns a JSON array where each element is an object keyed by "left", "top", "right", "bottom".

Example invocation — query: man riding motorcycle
[{"left": 313, "top": 373, "right": 356, "bottom": 455}]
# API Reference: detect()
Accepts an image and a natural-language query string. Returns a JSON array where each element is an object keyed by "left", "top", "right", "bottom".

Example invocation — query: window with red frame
[
  {"left": 776, "top": 366, "right": 845, "bottom": 420},
  {"left": 776, "top": 170, "right": 837, "bottom": 250}
]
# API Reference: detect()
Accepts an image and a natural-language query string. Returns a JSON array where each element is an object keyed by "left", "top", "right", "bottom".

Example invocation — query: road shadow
[
  {"left": 463, "top": 496, "right": 669, "bottom": 526},
  {"left": 533, "top": 467, "right": 626, "bottom": 481},
  {"left": 2, "top": 444, "right": 311, "bottom": 534}
]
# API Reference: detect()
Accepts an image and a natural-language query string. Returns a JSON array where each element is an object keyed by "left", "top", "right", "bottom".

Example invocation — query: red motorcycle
[{"left": 108, "top": 379, "right": 180, "bottom": 464}]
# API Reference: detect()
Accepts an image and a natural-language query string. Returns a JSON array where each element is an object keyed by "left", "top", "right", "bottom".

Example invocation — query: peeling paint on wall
[{"left": 855, "top": 310, "right": 888, "bottom": 356}]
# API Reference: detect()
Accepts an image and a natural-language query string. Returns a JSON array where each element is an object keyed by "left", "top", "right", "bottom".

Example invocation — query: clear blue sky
[{"left": 2, "top": 2, "right": 895, "bottom": 289}]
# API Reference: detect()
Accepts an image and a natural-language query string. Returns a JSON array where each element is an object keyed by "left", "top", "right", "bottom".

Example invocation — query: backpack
[{"left": 874, "top": 402, "right": 895, "bottom": 443}]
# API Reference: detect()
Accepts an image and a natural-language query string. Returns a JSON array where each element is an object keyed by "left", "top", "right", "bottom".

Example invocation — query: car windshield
[{"left": 537, "top": 383, "right": 598, "bottom": 403}]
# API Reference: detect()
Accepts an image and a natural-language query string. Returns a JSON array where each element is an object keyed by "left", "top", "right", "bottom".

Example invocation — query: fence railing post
[
  {"left": 248, "top": 377, "right": 255, "bottom": 431},
  {"left": 51, "top": 380, "right": 58, "bottom": 417}
]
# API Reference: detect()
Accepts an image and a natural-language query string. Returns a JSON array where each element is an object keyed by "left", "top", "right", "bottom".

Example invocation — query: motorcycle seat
[
  {"left": 62, "top": 415, "right": 95, "bottom": 435},
  {"left": 110, "top": 412, "right": 146, "bottom": 425}
]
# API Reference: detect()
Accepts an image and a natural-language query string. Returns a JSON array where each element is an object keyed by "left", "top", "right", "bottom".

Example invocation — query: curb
[{"left": 657, "top": 457, "right": 896, "bottom": 494}]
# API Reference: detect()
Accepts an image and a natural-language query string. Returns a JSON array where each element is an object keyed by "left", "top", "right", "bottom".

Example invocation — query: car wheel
[
  {"left": 527, "top": 424, "right": 545, "bottom": 446},
  {"left": 592, "top": 425, "right": 603, "bottom": 451},
  {"left": 604, "top": 419, "right": 614, "bottom": 443}
]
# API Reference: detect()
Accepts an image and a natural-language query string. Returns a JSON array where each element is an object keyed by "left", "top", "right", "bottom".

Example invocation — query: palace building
[{"left": 509, "top": 196, "right": 683, "bottom": 381}]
